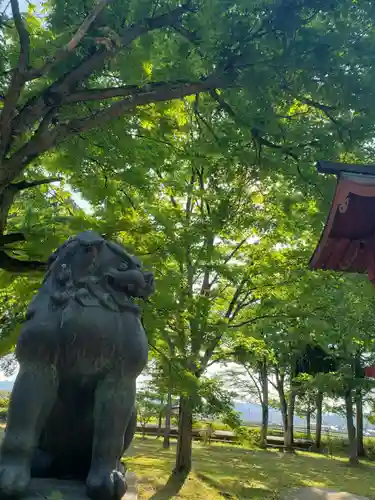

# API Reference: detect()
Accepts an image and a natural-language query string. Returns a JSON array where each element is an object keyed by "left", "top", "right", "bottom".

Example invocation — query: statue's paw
[
  {"left": 0, "top": 463, "right": 30, "bottom": 497},
  {"left": 86, "top": 469, "right": 127, "bottom": 500}
]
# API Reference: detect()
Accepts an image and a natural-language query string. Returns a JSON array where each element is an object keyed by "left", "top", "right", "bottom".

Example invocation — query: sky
[{"left": 19, "top": 0, "right": 41, "bottom": 12}]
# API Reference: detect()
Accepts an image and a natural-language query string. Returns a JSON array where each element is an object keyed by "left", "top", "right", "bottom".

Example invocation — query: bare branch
[{"left": 27, "top": 0, "right": 112, "bottom": 80}]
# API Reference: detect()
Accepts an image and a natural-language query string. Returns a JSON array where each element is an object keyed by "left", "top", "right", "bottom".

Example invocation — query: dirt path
[{"left": 287, "top": 487, "right": 369, "bottom": 499}]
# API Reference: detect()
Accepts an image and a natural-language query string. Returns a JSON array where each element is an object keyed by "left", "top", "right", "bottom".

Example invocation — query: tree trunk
[
  {"left": 315, "top": 391, "right": 323, "bottom": 451},
  {"left": 259, "top": 360, "right": 269, "bottom": 448},
  {"left": 356, "top": 389, "right": 365, "bottom": 457},
  {"left": 345, "top": 389, "right": 359, "bottom": 466},
  {"left": 157, "top": 410, "right": 163, "bottom": 438},
  {"left": 163, "top": 389, "right": 173, "bottom": 449},
  {"left": 285, "top": 388, "right": 296, "bottom": 451},
  {"left": 306, "top": 409, "right": 312, "bottom": 440},
  {"left": 275, "top": 372, "right": 288, "bottom": 435},
  {"left": 157, "top": 395, "right": 164, "bottom": 438},
  {"left": 174, "top": 395, "right": 193, "bottom": 475}
]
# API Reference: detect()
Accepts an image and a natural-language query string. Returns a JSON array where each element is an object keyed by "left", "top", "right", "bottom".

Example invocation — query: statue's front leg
[
  {"left": 86, "top": 376, "right": 136, "bottom": 500},
  {"left": 0, "top": 362, "right": 58, "bottom": 497}
]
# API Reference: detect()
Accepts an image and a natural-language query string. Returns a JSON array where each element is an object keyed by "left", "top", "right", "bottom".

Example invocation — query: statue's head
[{"left": 46, "top": 231, "right": 155, "bottom": 306}]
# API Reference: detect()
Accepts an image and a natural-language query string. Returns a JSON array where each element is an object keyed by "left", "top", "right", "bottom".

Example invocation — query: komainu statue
[{"left": 0, "top": 231, "right": 154, "bottom": 500}]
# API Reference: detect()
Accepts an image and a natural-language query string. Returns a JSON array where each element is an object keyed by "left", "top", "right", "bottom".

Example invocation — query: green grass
[
  {"left": 124, "top": 437, "right": 375, "bottom": 499},
  {"left": 1, "top": 424, "right": 374, "bottom": 499}
]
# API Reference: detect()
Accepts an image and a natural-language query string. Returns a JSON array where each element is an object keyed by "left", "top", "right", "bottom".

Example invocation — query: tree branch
[
  {"left": 199, "top": 280, "right": 248, "bottom": 372},
  {"left": 0, "top": 0, "right": 30, "bottom": 159},
  {"left": 61, "top": 2, "right": 195, "bottom": 89},
  {"left": 12, "top": 2, "right": 196, "bottom": 138},
  {"left": 228, "top": 314, "right": 294, "bottom": 329},
  {"left": 225, "top": 279, "right": 247, "bottom": 320},
  {"left": 209, "top": 236, "right": 248, "bottom": 287},
  {"left": 10, "top": 0, "right": 29, "bottom": 73},
  {"left": 245, "top": 366, "right": 263, "bottom": 404},
  {"left": 172, "top": 23, "right": 205, "bottom": 58},
  {"left": 0, "top": 233, "right": 25, "bottom": 245},
  {"left": 67, "top": 77, "right": 221, "bottom": 133},
  {"left": 13, "top": 177, "right": 61, "bottom": 191},
  {"left": 0, "top": 250, "right": 47, "bottom": 273},
  {"left": 27, "top": 0, "right": 112, "bottom": 80},
  {"left": 210, "top": 89, "right": 237, "bottom": 119},
  {"left": 2, "top": 77, "right": 220, "bottom": 180},
  {"left": 65, "top": 80, "right": 196, "bottom": 103}
]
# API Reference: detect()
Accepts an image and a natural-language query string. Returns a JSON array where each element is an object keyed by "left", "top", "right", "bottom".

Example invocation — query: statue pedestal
[{"left": 23, "top": 472, "right": 137, "bottom": 500}]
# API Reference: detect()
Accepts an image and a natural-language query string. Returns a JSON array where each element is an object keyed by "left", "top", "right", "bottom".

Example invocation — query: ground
[
  {"left": 0, "top": 426, "right": 374, "bottom": 499},
  {"left": 124, "top": 438, "right": 375, "bottom": 500}
]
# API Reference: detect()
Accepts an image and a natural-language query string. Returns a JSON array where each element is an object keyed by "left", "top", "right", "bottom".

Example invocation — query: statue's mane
[{"left": 43, "top": 232, "right": 140, "bottom": 313}]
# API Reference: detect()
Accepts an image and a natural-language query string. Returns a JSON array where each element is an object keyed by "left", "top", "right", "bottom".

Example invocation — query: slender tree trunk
[
  {"left": 163, "top": 389, "right": 173, "bottom": 449},
  {"left": 259, "top": 360, "right": 269, "bottom": 448},
  {"left": 280, "top": 398, "right": 288, "bottom": 435},
  {"left": 306, "top": 409, "right": 312, "bottom": 440},
  {"left": 157, "top": 410, "right": 163, "bottom": 438},
  {"left": 275, "top": 373, "right": 288, "bottom": 434},
  {"left": 315, "top": 391, "right": 323, "bottom": 451},
  {"left": 356, "top": 389, "right": 365, "bottom": 457},
  {"left": 285, "top": 388, "right": 296, "bottom": 451},
  {"left": 157, "top": 395, "right": 164, "bottom": 438},
  {"left": 345, "top": 389, "right": 359, "bottom": 466},
  {"left": 174, "top": 395, "right": 193, "bottom": 475}
]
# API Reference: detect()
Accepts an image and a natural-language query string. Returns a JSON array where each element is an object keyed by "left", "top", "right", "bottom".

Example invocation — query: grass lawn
[
  {"left": 1, "top": 426, "right": 374, "bottom": 499},
  {"left": 124, "top": 437, "right": 375, "bottom": 499}
]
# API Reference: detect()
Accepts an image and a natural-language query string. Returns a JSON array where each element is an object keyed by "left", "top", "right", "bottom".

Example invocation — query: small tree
[
  {"left": 136, "top": 390, "right": 163, "bottom": 438},
  {"left": 195, "top": 378, "right": 241, "bottom": 431},
  {"left": 222, "top": 337, "right": 272, "bottom": 448},
  {"left": 0, "top": 390, "right": 9, "bottom": 420},
  {"left": 295, "top": 388, "right": 317, "bottom": 440}
]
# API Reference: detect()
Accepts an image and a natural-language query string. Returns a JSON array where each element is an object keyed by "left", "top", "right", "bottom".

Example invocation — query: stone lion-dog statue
[{"left": 0, "top": 231, "right": 154, "bottom": 499}]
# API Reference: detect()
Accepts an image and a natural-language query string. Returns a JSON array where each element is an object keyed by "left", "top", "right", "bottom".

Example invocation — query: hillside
[{"left": 234, "top": 402, "right": 374, "bottom": 430}]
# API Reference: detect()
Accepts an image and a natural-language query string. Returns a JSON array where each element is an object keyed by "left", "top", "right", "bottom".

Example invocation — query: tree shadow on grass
[
  {"left": 193, "top": 445, "right": 375, "bottom": 497},
  {"left": 196, "top": 472, "right": 272, "bottom": 499},
  {"left": 149, "top": 470, "right": 189, "bottom": 500}
]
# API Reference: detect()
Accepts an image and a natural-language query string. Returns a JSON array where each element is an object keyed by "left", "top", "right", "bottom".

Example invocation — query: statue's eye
[{"left": 118, "top": 262, "right": 128, "bottom": 271}]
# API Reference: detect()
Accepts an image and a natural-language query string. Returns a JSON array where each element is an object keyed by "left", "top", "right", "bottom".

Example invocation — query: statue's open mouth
[{"left": 106, "top": 269, "right": 155, "bottom": 300}]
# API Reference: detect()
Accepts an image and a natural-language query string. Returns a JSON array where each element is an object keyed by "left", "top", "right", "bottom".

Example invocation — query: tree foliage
[{"left": 2, "top": 0, "right": 375, "bottom": 471}]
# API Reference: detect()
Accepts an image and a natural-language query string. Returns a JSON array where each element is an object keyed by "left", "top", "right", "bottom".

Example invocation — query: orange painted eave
[{"left": 310, "top": 177, "right": 375, "bottom": 274}]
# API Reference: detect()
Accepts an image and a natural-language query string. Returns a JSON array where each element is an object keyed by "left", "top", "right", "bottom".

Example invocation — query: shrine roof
[
  {"left": 310, "top": 161, "right": 375, "bottom": 279},
  {"left": 317, "top": 161, "right": 375, "bottom": 176}
]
